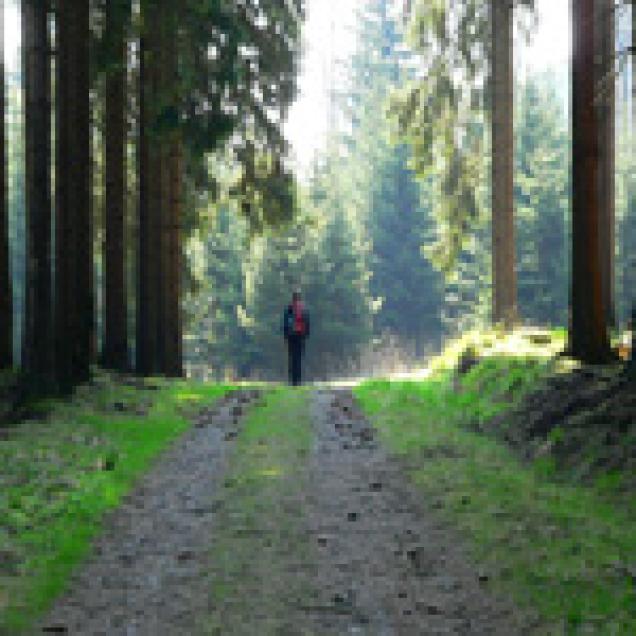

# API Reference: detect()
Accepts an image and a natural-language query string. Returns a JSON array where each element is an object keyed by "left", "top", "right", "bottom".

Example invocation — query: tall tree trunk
[
  {"left": 491, "top": 0, "right": 517, "bottom": 327},
  {"left": 74, "top": 1, "right": 92, "bottom": 384},
  {"left": 597, "top": 0, "right": 615, "bottom": 330},
  {"left": 55, "top": 0, "right": 73, "bottom": 390},
  {"left": 0, "top": 1, "right": 11, "bottom": 370},
  {"left": 55, "top": 1, "right": 92, "bottom": 390},
  {"left": 136, "top": 31, "right": 151, "bottom": 374},
  {"left": 22, "top": 0, "right": 53, "bottom": 389},
  {"left": 570, "top": 0, "right": 611, "bottom": 363},
  {"left": 627, "top": 0, "right": 636, "bottom": 375},
  {"left": 158, "top": 140, "right": 169, "bottom": 373},
  {"left": 104, "top": 0, "right": 129, "bottom": 371},
  {"left": 628, "top": 0, "right": 636, "bottom": 319},
  {"left": 136, "top": 3, "right": 161, "bottom": 375},
  {"left": 156, "top": 12, "right": 169, "bottom": 372},
  {"left": 137, "top": 1, "right": 182, "bottom": 377},
  {"left": 162, "top": 8, "right": 183, "bottom": 377},
  {"left": 164, "top": 135, "right": 183, "bottom": 376}
]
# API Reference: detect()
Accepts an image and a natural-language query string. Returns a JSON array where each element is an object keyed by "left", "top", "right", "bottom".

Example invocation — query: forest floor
[
  {"left": 2, "top": 330, "right": 635, "bottom": 634},
  {"left": 38, "top": 387, "right": 536, "bottom": 635}
]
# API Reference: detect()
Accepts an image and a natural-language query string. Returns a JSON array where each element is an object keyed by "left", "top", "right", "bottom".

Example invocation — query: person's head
[{"left": 292, "top": 290, "right": 302, "bottom": 303}]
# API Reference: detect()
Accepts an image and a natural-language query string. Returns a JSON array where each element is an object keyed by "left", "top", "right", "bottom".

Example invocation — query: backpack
[{"left": 286, "top": 303, "right": 306, "bottom": 336}]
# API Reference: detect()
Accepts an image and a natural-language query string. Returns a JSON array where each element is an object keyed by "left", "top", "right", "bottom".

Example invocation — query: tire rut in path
[
  {"left": 303, "top": 388, "right": 531, "bottom": 635},
  {"left": 41, "top": 389, "right": 261, "bottom": 636}
]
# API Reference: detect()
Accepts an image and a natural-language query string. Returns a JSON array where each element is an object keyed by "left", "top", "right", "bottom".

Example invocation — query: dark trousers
[{"left": 287, "top": 336, "right": 304, "bottom": 385}]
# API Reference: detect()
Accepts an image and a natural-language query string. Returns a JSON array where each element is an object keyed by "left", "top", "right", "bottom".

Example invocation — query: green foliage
[
  {"left": 345, "top": 1, "right": 444, "bottom": 354},
  {"left": 441, "top": 221, "right": 492, "bottom": 334},
  {"left": 93, "top": 0, "right": 304, "bottom": 231},
  {"left": 169, "top": 0, "right": 304, "bottom": 228},
  {"left": 241, "top": 213, "right": 320, "bottom": 378},
  {"left": 306, "top": 206, "right": 374, "bottom": 374},
  {"left": 515, "top": 72, "right": 570, "bottom": 326},
  {"left": 440, "top": 70, "right": 571, "bottom": 333},
  {"left": 182, "top": 1, "right": 577, "bottom": 376},
  {"left": 369, "top": 152, "right": 443, "bottom": 355},
  {"left": 245, "top": 193, "right": 373, "bottom": 379},
  {"left": 392, "top": 0, "right": 535, "bottom": 271},
  {"left": 184, "top": 206, "right": 251, "bottom": 379},
  {"left": 0, "top": 377, "right": 232, "bottom": 632}
]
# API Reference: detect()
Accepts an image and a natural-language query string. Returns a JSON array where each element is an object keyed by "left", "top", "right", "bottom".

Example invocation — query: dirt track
[
  {"left": 42, "top": 388, "right": 534, "bottom": 635},
  {"left": 299, "top": 389, "right": 531, "bottom": 635},
  {"left": 41, "top": 390, "right": 261, "bottom": 635}
]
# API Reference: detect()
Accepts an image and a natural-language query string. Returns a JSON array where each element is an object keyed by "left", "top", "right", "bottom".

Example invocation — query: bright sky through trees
[
  {"left": 2, "top": 0, "right": 570, "bottom": 174},
  {"left": 286, "top": 0, "right": 570, "bottom": 176},
  {"left": 4, "top": 2, "right": 20, "bottom": 71}
]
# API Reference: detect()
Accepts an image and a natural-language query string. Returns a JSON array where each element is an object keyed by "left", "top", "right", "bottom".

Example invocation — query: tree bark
[
  {"left": 22, "top": 0, "right": 53, "bottom": 389},
  {"left": 136, "top": 3, "right": 161, "bottom": 375},
  {"left": 55, "top": 0, "right": 73, "bottom": 390},
  {"left": 628, "top": 0, "right": 636, "bottom": 321},
  {"left": 491, "top": 0, "right": 517, "bottom": 328},
  {"left": 137, "top": 2, "right": 183, "bottom": 377},
  {"left": 103, "top": 0, "right": 129, "bottom": 371},
  {"left": 55, "top": 1, "right": 92, "bottom": 390},
  {"left": 157, "top": 11, "right": 169, "bottom": 372},
  {"left": 597, "top": 0, "right": 615, "bottom": 330},
  {"left": 162, "top": 7, "right": 183, "bottom": 377},
  {"left": 0, "top": 1, "right": 12, "bottom": 370},
  {"left": 164, "top": 135, "right": 183, "bottom": 376},
  {"left": 570, "top": 0, "right": 611, "bottom": 362},
  {"left": 73, "top": 1, "right": 92, "bottom": 384},
  {"left": 136, "top": 31, "right": 151, "bottom": 374}
]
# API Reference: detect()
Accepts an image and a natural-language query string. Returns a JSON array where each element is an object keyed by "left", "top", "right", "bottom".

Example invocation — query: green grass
[
  {"left": 204, "top": 388, "right": 316, "bottom": 634},
  {"left": 355, "top": 351, "right": 635, "bottom": 634},
  {"left": 0, "top": 376, "right": 233, "bottom": 634},
  {"left": 428, "top": 326, "right": 567, "bottom": 377}
]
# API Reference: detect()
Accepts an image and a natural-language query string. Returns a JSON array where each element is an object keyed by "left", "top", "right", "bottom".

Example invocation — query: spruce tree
[
  {"left": 184, "top": 206, "right": 249, "bottom": 379},
  {"left": 515, "top": 74, "right": 569, "bottom": 326},
  {"left": 341, "top": 0, "right": 443, "bottom": 355},
  {"left": 369, "top": 146, "right": 443, "bottom": 356},
  {"left": 392, "top": 0, "right": 534, "bottom": 271}
]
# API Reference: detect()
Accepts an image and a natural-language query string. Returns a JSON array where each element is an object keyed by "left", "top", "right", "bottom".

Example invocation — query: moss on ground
[
  {"left": 355, "top": 330, "right": 635, "bottom": 634},
  {"left": 204, "top": 388, "right": 317, "bottom": 635},
  {"left": 0, "top": 375, "right": 232, "bottom": 633}
]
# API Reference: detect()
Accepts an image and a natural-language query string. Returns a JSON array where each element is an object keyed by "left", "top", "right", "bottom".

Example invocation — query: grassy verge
[
  {"left": 354, "top": 333, "right": 635, "bottom": 634},
  {"left": 0, "top": 375, "right": 232, "bottom": 633},
  {"left": 204, "top": 388, "right": 316, "bottom": 634}
]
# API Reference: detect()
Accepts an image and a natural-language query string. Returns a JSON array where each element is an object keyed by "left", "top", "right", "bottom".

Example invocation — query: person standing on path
[{"left": 283, "top": 290, "right": 310, "bottom": 385}]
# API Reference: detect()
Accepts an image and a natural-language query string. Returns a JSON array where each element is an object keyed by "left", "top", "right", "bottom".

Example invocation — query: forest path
[
  {"left": 41, "top": 387, "right": 530, "bottom": 635},
  {"left": 296, "top": 389, "right": 528, "bottom": 635},
  {"left": 40, "top": 389, "right": 262, "bottom": 635}
]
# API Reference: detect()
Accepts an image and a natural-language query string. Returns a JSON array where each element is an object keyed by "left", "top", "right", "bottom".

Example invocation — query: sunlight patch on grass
[
  {"left": 174, "top": 391, "right": 205, "bottom": 401},
  {"left": 258, "top": 466, "right": 283, "bottom": 478},
  {"left": 430, "top": 327, "right": 567, "bottom": 376}
]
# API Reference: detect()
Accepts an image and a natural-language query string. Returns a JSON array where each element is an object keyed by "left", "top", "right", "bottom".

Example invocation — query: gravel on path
[
  {"left": 302, "top": 388, "right": 533, "bottom": 635},
  {"left": 41, "top": 387, "right": 537, "bottom": 635},
  {"left": 41, "top": 389, "right": 261, "bottom": 636}
]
